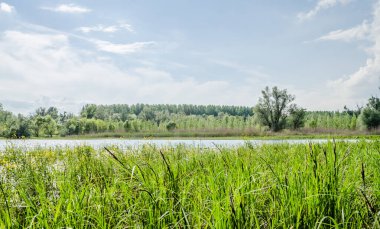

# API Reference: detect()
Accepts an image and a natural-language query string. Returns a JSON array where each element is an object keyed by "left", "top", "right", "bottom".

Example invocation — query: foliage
[
  {"left": 166, "top": 121, "right": 177, "bottom": 131},
  {"left": 0, "top": 98, "right": 377, "bottom": 138},
  {"left": 304, "top": 111, "right": 359, "bottom": 130},
  {"left": 254, "top": 86, "right": 299, "bottom": 131},
  {"left": 31, "top": 115, "right": 57, "bottom": 137},
  {"left": 361, "top": 95, "right": 380, "bottom": 130},
  {"left": 362, "top": 108, "right": 380, "bottom": 130},
  {"left": 90, "top": 103, "right": 254, "bottom": 121},
  {"left": 43, "top": 115, "right": 57, "bottom": 137},
  {"left": 15, "top": 115, "right": 32, "bottom": 138},
  {"left": 0, "top": 141, "right": 379, "bottom": 227},
  {"left": 81, "top": 104, "right": 97, "bottom": 119},
  {"left": 287, "top": 105, "right": 306, "bottom": 130}
]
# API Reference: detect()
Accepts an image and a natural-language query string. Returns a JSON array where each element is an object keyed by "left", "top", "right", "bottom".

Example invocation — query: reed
[{"left": 0, "top": 140, "right": 379, "bottom": 228}]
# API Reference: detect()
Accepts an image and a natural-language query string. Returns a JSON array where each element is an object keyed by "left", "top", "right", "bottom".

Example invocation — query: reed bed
[{"left": 0, "top": 140, "right": 379, "bottom": 228}]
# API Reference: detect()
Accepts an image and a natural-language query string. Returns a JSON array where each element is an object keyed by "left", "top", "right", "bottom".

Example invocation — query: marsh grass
[{"left": 0, "top": 140, "right": 379, "bottom": 228}]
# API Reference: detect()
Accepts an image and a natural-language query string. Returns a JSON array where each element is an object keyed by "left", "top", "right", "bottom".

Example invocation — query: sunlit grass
[{"left": 0, "top": 140, "right": 379, "bottom": 228}]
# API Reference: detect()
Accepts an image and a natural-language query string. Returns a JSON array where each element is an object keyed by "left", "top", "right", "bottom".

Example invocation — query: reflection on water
[{"left": 0, "top": 138, "right": 358, "bottom": 150}]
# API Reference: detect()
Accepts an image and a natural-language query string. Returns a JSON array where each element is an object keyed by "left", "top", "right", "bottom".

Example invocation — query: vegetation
[
  {"left": 0, "top": 86, "right": 378, "bottom": 138},
  {"left": 361, "top": 95, "right": 380, "bottom": 130},
  {"left": 0, "top": 140, "right": 379, "bottom": 227},
  {"left": 254, "top": 86, "right": 304, "bottom": 132}
]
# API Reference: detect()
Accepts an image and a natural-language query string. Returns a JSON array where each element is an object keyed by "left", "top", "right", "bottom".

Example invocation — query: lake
[{"left": 0, "top": 138, "right": 357, "bottom": 150}]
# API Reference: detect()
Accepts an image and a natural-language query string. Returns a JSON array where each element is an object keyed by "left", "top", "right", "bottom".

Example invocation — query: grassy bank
[
  {"left": 0, "top": 141, "right": 380, "bottom": 228},
  {"left": 41, "top": 128, "right": 380, "bottom": 140}
]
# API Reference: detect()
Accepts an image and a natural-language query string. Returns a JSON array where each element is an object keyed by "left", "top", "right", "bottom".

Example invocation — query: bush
[
  {"left": 166, "top": 122, "right": 177, "bottom": 131},
  {"left": 361, "top": 95, "right": 380, "bottom": 130}
]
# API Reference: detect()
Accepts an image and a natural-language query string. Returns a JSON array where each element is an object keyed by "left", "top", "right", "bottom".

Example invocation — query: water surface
[{"left": 0, "top": 138, "right": 357, "bottom": 150}]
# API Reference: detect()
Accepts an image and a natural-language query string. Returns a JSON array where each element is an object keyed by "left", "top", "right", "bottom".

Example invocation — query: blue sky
[{"left": 0, "top": 0, "right": 378, "bottom": 114}]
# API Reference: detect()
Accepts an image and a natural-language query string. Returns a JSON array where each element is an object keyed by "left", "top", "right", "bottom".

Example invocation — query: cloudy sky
[{"left": 0, "top": 0, "right": 378, "bottom": 114}]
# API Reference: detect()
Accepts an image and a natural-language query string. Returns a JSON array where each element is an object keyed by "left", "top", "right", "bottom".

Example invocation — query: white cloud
[
  {"left": 323, "top": 1, "right": 380, "bottom": 101},
  {"left": 78, "top": 25, "right": 118, "bottom": 33},
  {"left": 0, "top": 30, "right": 263, "bottom": 114},
  {"left": 41, "top": 4, "right": 91, "bottom": 14},
  {"left": 0, "top": 2, "right": 14, "bottom": 13},
  {"left": 210, "top": 59, "right": 270, "bottom": 81},
  {"left": 318, "top": 21, "right": 370, "bottom": 41},
  {"left": 77, "top": 23, "right": 134, "bottom": 33},
  {"left": 93, "top": 40, "right": 155, "bottom": 54},
  {"left": 298, "top": 0, "right": 351, "bottom": 21}
]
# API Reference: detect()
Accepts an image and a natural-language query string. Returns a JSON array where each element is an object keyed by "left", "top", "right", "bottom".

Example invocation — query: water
[{"left": 0, "top": 138, "right": 358, "bottom": 150}]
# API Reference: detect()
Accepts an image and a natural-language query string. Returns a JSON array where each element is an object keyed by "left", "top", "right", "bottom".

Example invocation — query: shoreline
[{"left": 1, "top": 133, "right": 378, "bottom": 141}]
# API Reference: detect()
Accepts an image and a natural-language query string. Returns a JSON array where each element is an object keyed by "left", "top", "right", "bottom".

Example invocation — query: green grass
[{"left": 0, "top": 140, "right": 379, "bottom": 228}]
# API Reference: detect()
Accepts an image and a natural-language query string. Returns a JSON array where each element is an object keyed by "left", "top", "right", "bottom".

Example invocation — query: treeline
[
  {"left": 80, "top": 104, "right": 253, "bottom": 120},
  {"left": 0, "top": 102, "right": 372, "bottom": 138},
  {"left": 0, "top": 104, "right": 255, "bottom": 138}
]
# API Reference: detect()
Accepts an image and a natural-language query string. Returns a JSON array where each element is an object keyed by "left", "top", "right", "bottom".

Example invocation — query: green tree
[
  {"left": 287, "top": 105, "right": 306, "bottom": 130},
  {"left": 361, "top": 95, "right": 380, "bottom": 130},
  {"left": 46, "top": 106, "right": 59, "bottom": 120},
  {"left": 254, "top": 86, "right": 296, "bottom": 132},
  {"left": 123, "top": 120, "right": 132, "bottom": 132},
  {"left": 35, "top": 107, "right": 47, "bottom": 116},
  {"left": 43, "top": 115, "right": 57, "bottom": 137},
  {"left": 166, "top": 121, "right": 177, "bottom": 131},
  {"left": 32, "top": 115, "right": 45, "bottom": 137},
  {"left": 16, "top": 115, "right": 32, "bottom": 138},
  {"left": 3, "top": 116, "right": 18, "bottom": 138},
  {"left": 108, "top": 123, "right": 116, "bottom": 132},
  {"left": 81, "top": 104, "right": 97, "bottom": 119},
  {"left": 139, "top": 107, "right": 156, "bottom": 122}
]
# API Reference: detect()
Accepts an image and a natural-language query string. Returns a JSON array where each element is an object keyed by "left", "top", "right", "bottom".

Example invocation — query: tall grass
[{"left": 0, "top": 140, "right": 379, "bottom": 228}]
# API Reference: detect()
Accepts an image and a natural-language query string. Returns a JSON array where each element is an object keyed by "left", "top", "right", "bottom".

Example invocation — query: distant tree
[
  {"left": 139, "top": 107, "right": 156, "bottom": 121},
  {"left": 67, "top": 122, "right": 77, "bottom": 135},
  {"left": 254, "top": 86, "right": 298, "bottom": 132},
  {"left": 166, "top": 121, "right": 177, "bottom": 131},
  {"left": 46, "top": 107, "right": 59, "bottom": 120},
  {"left": 35, "top": 107, "right": 47, "bottom": 116},
  {"left": 362, "top": 108, "right": 380, "bottom": 130},
  {"left": 131, "top": 120, "right": 140, "bottom": 132},
  {"left": 1, "top": 114, "right": 31, "bottom": 138},
  {"left": 96, "top": 119, "right": 108, "bottom": 132},
  {"left": 43, "top": 115, "right": 57, "bottom": 137},
  {"left": 108, "top": 123, "right": 116, "bottom": 132},
  {"left": 360, "top": 93, "right": 380, "bottom": 130},
  {"left": 32, "top": 115, "right": 46, "bottom": 137},
  {"left": 155, "top": 111, "right": 170, "bottom": 125},
  {"left": 111, "top": 113, "right": 121, "bottom": 121},
  {"left": 343, "top": 105, "right": 362, "bottom": 116},
  {"left": 63, "top": 117, "right": 85, "bottom": 135},
  {"left": 3, "top": 116, "right": 18, "bottom": 138},
  {"left": 123, "top": 120, "right": 132, "bottom": 132},
  {"left": 349, "top": 115, "right": 357, "bottom": 130},
  {"left": 307, "top": 117, "right": 318, "bottom": 129},
  {"left": 30, "top": 115, "right": 57, "bottom": 137},
  {"left": 84, "top": 119, "right": 97, "bottom": 133},
  {"left": 287, "top": 105, "right": 306, "bottom": 130},
  {"left": 59, "top": 111, "right": 74, "bottom": 124},
  {"left": 81, "top": 104, "right": 97, "bottom": 119},
  {"left": 16, "top": 115, "right": 31, "bottom": 138}
]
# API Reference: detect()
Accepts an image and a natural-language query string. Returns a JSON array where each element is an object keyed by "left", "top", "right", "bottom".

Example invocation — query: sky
[{"left": 0, "top": 0, "right": 379, "bottom": 114}]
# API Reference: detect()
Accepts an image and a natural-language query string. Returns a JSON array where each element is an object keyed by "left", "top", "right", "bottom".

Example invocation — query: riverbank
[
  {"left": 67, "top": 129, "right": 377, "bottom": 139},
  {"left": 0, "top": 138, "right": 366, "bottom": 150},
  {"left": 1, "top": 129, "right": 377, "bottom": 141}
]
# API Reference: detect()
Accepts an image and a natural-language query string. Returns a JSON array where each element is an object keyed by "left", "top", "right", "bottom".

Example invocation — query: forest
[
  {"left": 0, "top": 87, "right": 378, "bottom": 138},
  {"left": 0, "top": 101, "right": 374, "bottom": 139}
]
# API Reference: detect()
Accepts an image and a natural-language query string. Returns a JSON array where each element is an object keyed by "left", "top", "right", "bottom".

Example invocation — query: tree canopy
[
  {"left": 254, "top": 86, "right": 302, "bottom": 132},
  {"left": 361, "top": 95, "right": 380, "bottom": 130}
]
